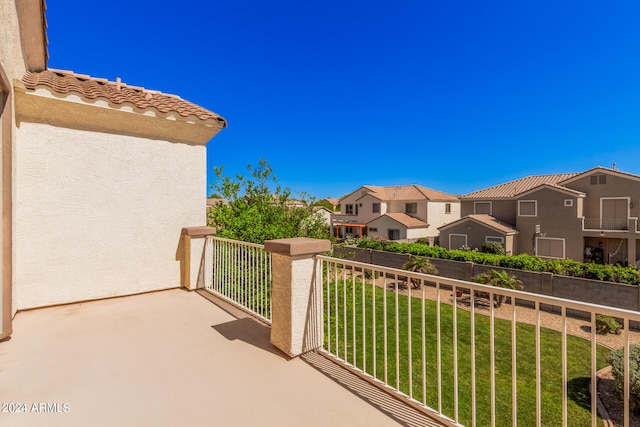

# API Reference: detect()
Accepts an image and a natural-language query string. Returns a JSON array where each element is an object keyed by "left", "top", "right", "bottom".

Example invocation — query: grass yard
[{"left": 323, "top": 274, "right": 610, "bottom": 426}]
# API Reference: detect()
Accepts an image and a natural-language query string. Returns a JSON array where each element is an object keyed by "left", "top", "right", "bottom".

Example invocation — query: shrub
[
  {"left": 609, "top": 344, "right": 640, "bottom": 413},
  {"left": 595, "top": 314, "right": 621, "bottom": 335},
  {"left": 481, "top": 242, "right": 505, "bottom": 255},
  {"left": 473, "top": 269, "right": 523, "bottom": 307},
  {"left": 415, "top": 238, "right": 430, "bottom": 245},
  {"left": 402, "top": 256, "right": 438, "bottom": 288}
]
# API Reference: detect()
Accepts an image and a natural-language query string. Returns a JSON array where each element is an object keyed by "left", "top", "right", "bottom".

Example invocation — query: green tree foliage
[
  {"left": 208, "top": 160, "right": 330, "bottom": 244},
  {"left": 311, "top": 198, "right": 336, "bottom": 212}
]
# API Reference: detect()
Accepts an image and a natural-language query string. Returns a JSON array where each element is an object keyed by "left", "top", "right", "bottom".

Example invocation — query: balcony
[
  {"left": 0, "top": 288, "right": 440, "bottom": 426},
  {"left": 583, "top": 218, "right": 637, "bottom": 231},
  {"left": 3, "top": 235, "right": 640, "bottom": 426}
]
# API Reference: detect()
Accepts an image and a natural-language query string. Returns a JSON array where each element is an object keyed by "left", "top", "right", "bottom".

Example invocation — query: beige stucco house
[
  {"left": 439, "top": 166, "right": 640, "bottom": 265},
  {"left": 333, "top": 184, "right": 460, "bottom": 242},
  {"left": 0, "top": 0, "right": 226, "bottom": 341}
]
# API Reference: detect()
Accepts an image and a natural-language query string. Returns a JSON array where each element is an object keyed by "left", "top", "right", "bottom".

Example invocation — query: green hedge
[{"left": 355, "top": 237, "right": 640, "bottom": 286}]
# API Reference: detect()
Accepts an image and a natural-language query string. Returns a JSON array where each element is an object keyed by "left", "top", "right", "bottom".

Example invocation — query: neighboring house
[
  {"left": 439, "top": 166, "right": 640, "bottom": 265},
  {"left": 325, "top": 197, "right": 340, "bottom": 211},
  {"left": 0, "top": 1, "right": 226, "bottom": 340},
  {"left": 333, "top": 185, "right": 460, "bottom": 242},
  {"left": 313, "top": 206, "right": 333, "bottom": 226}
]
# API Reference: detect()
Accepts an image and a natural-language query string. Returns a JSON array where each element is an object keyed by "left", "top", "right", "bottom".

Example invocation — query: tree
[
  {"left": 208, "top": 160, "right": 330, "bottom": 244},
  {"left": 402, "top": 256, "right": 439, "bottom": 289},
  {"left": 473, "top": 269, "right": 523, "bottom": 307},
  {"left": 311, "top": 198, "right": 336, "bottom": 212}
]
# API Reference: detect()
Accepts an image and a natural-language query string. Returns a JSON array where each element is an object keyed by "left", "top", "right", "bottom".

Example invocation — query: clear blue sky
[{"left": 46, "top": 1, "right": 640, "bottom": 199}]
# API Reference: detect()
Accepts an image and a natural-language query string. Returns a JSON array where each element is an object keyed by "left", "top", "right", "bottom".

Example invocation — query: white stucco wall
[
  {"left": 13, "top": 122, "right": 206, "bottom": 309},
  {"left": 426, "top": 201, "right": 461, "bottom": 236}
]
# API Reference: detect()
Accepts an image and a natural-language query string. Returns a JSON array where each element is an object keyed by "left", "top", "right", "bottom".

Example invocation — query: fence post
[
  {"left": 265, "top": 237, "right": 331, "bottom": 357},
  {"left": 180, "top": 226, "right": 216, "bottom": 290}
]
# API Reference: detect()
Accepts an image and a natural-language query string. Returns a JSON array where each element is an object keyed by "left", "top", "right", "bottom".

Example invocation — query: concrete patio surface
[{"left": 0, "top": 289, "right": 445, "bottom": 427}]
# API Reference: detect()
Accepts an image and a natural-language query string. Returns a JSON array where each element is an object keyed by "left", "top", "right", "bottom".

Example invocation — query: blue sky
[{"left": 46, "top": 1, "right": 640, "bottom": 199}]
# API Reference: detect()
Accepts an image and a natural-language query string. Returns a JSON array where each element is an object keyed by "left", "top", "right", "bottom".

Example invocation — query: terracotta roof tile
[
  {"left": 22, "top": 69, "right": 227, "bottom": 126},
  {"left": 461, "top": 173, "right": 579, "bottom": 199}
]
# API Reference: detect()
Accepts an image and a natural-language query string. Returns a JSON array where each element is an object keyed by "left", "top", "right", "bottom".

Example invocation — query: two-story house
[
  {"left": 333, "top": 185, "right": 460, "bottom": 243},
  {"left": 439, "top": 166, "right": 640, "bottom": 265}
]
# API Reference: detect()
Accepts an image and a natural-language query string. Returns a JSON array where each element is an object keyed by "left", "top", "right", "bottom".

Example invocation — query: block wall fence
[{"left": 335, "top": 247, "right": 640, "bottom": 315}]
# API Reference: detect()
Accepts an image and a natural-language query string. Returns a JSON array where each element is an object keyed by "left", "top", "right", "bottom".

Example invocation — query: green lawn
[{"left": 323, "top": 273, "right": 610, "bottom": 427}]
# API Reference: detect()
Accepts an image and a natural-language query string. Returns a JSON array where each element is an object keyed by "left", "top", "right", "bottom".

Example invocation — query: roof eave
[{"left": 14, "top": 81, "right": 224, "bottom": 145}]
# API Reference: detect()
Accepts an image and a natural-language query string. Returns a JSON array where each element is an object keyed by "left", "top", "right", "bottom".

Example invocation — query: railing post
[
  {"left": 265, "top": 237, "right": 331, "bottom": 357},
  {"left": 180, "top": 226, "right": 216, "bottom": 290}
]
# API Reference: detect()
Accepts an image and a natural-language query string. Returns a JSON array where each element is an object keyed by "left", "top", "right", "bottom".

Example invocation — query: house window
[
  {"left": 485, "top": 236, "right": 504, "bottom": 244},
  {"left": 345, "top": 204, "right": 354, "bottom": 214},
  {"left": 405, "top": 203, "right": 417, "bottom": 214},
  {"left": 372, "top": 203, "right": 380, "bottom": 213},
  {"left": 388, "top": 229, "right": 400, "bottom": 240},
  {"left": 564, "top": 199, "right": 573, "bottom": 207},
  {"left": 368, "top": 227, "right": 378, "bottom": 233},
  {"left": 474, "top": 202, "right": 492, "bottom": 215},
  {"left": 449, "top": 234, "right": 467, "bottom": 250},
  {"left": 345, "top": 227, "right": 354, "bottom": 233},
  {"left": 536, "top": 237, "right": 565, "bottom": 259},
  {"left": 518, "top": 200, "right": 537, "bottom": 217},
  {"left": 590, "top": 174, "right": 607, "bottom": 185},
  {"left": 445, "top": 203, "right": 451, "bottom": 214}
]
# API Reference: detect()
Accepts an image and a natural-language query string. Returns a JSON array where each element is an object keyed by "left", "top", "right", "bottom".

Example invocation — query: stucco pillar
[
  {"left": 265, "top": 237, "right": 331, "bottom": 358},
  {"left": 180, "top": 227, "right": 216, "bottom": 291}
]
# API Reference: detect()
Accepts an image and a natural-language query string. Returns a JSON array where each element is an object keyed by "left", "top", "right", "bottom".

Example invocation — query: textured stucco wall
[
  {"left": 14, "top": 122, "right": 206, "bottom": 309},
  {"left": 0, "top": 2, "right": 27, "bottom": 82}
]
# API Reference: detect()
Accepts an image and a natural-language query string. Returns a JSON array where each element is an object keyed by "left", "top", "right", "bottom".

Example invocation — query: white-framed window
[
  {"left": 485, "top": 236, "right": 504, "bottom": 244},
  {"left": 405, "top": 203, "right": 417, "bottom": 214},
  {"left": 345, "top": 204, "right": 354, "bottom": 214},
  {"left": 445, "top": 203, "right": 451, "bottom": 214},
  {"left": 372, "top": 203, "right": 380, "bottom": 213},
  {"left": 474, "top": 201, "right": 492, "bottom": 215},
  {"left": 564, "top": 199, "right": 573, "bottom": 207},
  {"left": 449, "top": 234, "right": 467, "bottom": 250},
  {"left": 388, "top": 229, "right": 400, "bottom": 240},
  {"left": 518, "top": 200, "right": 537, "bottom": 217},
  {"left": 536, "top": 237, "right": 565, "bottom": 259},
  {"left": 590, "top": 174, "right": 607, "bottom": 185}
]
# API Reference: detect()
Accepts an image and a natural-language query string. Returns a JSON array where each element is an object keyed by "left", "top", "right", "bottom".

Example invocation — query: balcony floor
[{"left": 0, "top": 289, "right": 443, "bottom": 427}]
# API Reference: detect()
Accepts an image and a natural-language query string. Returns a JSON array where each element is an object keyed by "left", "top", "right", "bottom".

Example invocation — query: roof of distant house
[
  {"left": 22, "top": 69, "right": 227, "bottom": 126},
  {"left": 353, "top": 185, "right": 458, "bottom": 202},
  {"left": 368, "top": 213, "right": 428, "bottom": 228},
  {"left": 439, "top": 214, "right": 518, "bottom": 234},
  {"left": 461, "top": 173, "right": 579, "bottom": 199}
]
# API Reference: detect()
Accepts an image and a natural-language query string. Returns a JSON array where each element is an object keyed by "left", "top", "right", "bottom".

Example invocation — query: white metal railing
[
  {"left": 583, "top": 218, "right": 629, "bottom": 231},
  {"left": 317, "top": 255, "right": 640, "bottom": 427},
  {"left": 205, "top": 236, "right": 272, "bottom": 323}
]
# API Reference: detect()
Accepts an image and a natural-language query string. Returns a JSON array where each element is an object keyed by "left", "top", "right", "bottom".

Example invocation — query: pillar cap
[
  {"left": 264, "top": 238, "right": 331, "bottom": 257},
  {"left": 181, "top": 226, "right": 216, "bottom": 237}
]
